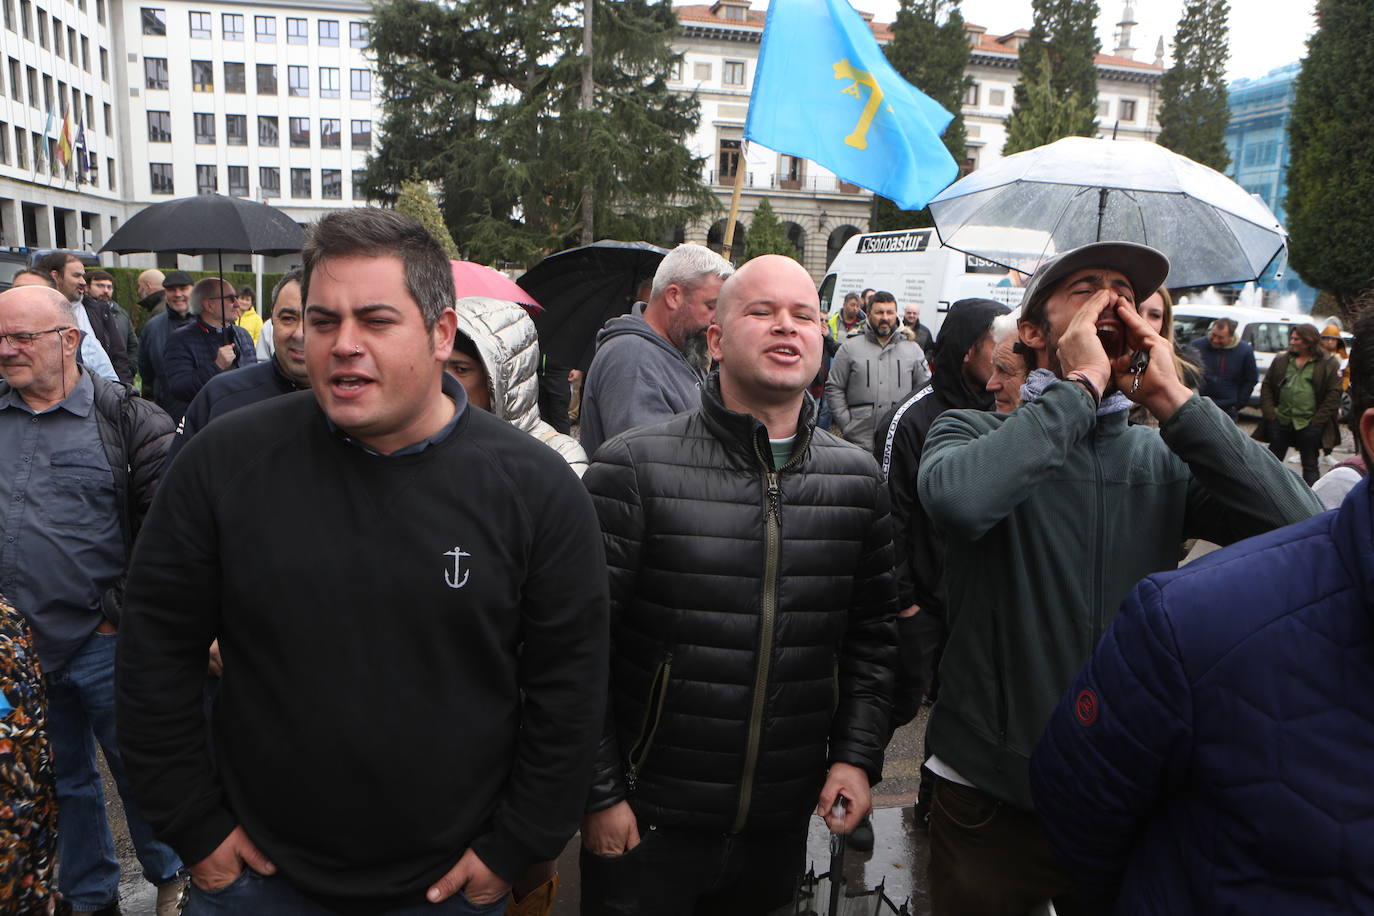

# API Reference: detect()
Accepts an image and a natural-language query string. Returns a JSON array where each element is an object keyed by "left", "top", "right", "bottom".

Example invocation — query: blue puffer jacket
[{"left": 1031, "top": 478, "right": 1374, "bottom": 914}]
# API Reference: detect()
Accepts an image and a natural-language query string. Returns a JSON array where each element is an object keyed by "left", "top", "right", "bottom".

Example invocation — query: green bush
[{"left": 109, "top": 267, "right": 284, "bottom": 330}]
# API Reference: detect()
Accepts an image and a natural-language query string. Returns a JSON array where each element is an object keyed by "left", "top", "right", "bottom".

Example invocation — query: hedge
[{"left": 107, "top": 267, "right": 284, "bottom": 331}]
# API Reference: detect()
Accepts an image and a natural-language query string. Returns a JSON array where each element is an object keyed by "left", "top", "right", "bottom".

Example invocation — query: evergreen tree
[
  {"left": 874, "top": 0, "right": 970, "bottom": 230},
  {"left": 395, "top": 180, "right": 460, "bottom": 259},
  {"left": 362, "top": 0, "right": 714, "bottom": 266},
  {"left": 1156, "top": 0, "right": 1231, "bottom": 171},
  {"left": 1286, "top": 0, "right": 1374, "bottom": 316},
  {"left": 742, "top": 200, "right": 800, "bottom": 261},
  {"left": 1002, "top": 0, "right": 1101, "bottom": 154}
]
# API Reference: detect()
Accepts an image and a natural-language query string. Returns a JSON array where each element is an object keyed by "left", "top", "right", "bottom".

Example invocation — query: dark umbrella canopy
[
  {"left": 519, "top": 240, "right": 668, "bottom": 371},
  {"left": 101, "top": 194, "right": 305, "bottom": 256}
]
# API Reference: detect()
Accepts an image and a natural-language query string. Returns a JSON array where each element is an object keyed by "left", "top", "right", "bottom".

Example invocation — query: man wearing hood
[
  {"left": 825, "top": 291, "right": 929, "bottom": 451},
  {"left": 578, "top": 244, "right": 734, "bottom": 456}
]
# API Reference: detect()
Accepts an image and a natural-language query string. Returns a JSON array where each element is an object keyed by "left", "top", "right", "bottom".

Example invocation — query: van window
[
  {"left": 817, "top": 274, "right": 836, "bottom": 315},
  {"left": 1246, "top": 322, "right": 1295, "bottom": 353},
  {"left": 1173, "top": 315, "right": 1213, "bottom": 342}
]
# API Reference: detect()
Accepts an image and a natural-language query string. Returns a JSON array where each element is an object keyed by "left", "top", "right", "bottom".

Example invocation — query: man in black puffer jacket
[{"left": 580, "top": 255, "right": 899, "bottom": 916}]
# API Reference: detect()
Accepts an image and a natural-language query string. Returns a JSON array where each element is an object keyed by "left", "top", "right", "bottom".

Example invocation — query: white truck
[{"left": 818, "top": 228, "right": 1030, "bottom": 340}]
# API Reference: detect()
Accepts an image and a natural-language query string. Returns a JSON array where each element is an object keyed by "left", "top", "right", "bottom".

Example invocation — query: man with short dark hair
[
  {"left": 138, "top": 270, "right": 194, "bottom": 406},
  {"left": 916, "top": 241, "right": 1321, "bottom": 914},
  {"left": 581, "top": 255, "right": 897, "bottom": 915},
  {"left": 11, "top": 268, "right": 57, "bottom": 288},
  {"left": 119, "top": 207, "right": 608, "bottom": 914},
  {"left": 35, "top": 252, "right": 121, "bottom": 383},
  {"left": 0, "top": 285, "right": 183, "bottom": 916},
  {"left": 828, "top": 292, "right": 866, "bottom": 340},
  {"left": 160, "top": 278, "right": 257, "bottom": 422},
  {"left": 86, "top": 269, "right": 139, "bottom": 380},
  {"left": 1188, "top": 316, "right": 1257, "bottom": 420},
  {"left": 825, "top": 290, "right": 929, "bottom": 450}
]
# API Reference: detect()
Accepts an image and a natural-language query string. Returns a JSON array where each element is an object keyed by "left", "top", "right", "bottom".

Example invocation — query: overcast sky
[{"left": 751, "top": 1, "right": 1319, "bottom": 84}]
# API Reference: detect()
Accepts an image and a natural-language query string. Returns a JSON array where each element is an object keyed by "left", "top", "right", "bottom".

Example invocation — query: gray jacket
[
  {"left": 454, "top": 297, "right": 588, "bottom": 476},
  {"left": 579, "top": 303, "right": 705, "bottom": 456},
  {"left": 825, "top": 327, "right": 929, "bottom": 450}
]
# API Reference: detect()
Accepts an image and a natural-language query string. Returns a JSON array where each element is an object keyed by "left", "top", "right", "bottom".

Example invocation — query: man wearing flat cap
[{"left": 913, "top": 241, "right": 1321, "bottom": 914}]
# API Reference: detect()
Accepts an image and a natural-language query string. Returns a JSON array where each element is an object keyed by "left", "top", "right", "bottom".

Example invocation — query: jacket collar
[
  {"left": 699, "top": 371, "right": 816, "bottom": 469},
  {"left": 1332, "top": 476, "right": 1374, "bottom": 604}
]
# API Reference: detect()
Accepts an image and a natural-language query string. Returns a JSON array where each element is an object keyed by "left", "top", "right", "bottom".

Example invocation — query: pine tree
[
  {"left": 395, "top": 180, "right": 460, "bottom": 259},
  {"left": 742, "top": 200, "right": 801, "bottom": 261},
  {"left": 1156, "top": 0, "right": 1231, "bottom": 170},
  {"left": 1002, "top": 0, "right": 1101, "bottom": 155},
  {"left": 1286, "top": 0, "right": 1374, "bottom": 317},
  {"left": 874, "top": 0, "right": 971, "bottom": 231},
  {"left": 361, "top": 0, "right": 714, "bottom": 266}
]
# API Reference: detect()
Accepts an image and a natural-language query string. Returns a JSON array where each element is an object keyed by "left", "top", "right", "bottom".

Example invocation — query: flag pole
[{"left": 722, "top": 140, "right": 748, "bottom": 261}]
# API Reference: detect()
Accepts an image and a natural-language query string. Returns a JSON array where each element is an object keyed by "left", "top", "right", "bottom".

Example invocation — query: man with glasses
[
  {"left": 161, "top": 277, "right": 258, "bottom": 423},
  {"left": 0, "top": 285, "right": 184, "bottom": 915}
]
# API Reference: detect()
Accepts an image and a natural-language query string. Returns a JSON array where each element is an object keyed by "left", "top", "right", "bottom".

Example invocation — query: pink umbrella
[{"left": 450, "top": 260, "right": 543, "bottom": 316}]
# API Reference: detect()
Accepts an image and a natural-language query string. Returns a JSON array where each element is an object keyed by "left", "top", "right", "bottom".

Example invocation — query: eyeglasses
[{"left": 0, "top": 326, "right": 72, "bottom": 348}]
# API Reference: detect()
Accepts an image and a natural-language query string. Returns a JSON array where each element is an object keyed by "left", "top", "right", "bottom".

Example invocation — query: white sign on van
[{"left": 856, "top": 230, "right": 932, "bottom": 255}]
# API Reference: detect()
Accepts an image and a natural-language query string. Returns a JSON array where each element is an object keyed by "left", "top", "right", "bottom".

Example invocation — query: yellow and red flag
[{"left": 56, "top": 111, "right": 74, "bottom": 170}]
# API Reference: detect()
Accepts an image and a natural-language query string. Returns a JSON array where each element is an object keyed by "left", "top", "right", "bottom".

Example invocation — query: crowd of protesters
[{"left": 1, "top": 208, "right": 1372, "bottom": 916}]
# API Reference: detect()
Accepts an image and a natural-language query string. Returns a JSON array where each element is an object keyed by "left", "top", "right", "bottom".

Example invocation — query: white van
[
  {"left": 1171, "top": 304, "right": 1319, "bottom": 407},
  {"left": 819, "top": 228, "right": 1028, "bottom": 340}
]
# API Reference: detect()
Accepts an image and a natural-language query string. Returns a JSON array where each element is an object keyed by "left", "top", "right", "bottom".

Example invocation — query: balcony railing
[{"left": 708, "top": 170, "right": 864, "bottom": 194}]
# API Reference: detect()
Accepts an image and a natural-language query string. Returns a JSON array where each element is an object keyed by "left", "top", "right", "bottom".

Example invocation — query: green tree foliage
[
  {"left": 742, "top": 200, "right": 801, "bottom": 261},
  {"left": 1003, "top": 0, "right": 1101, "bottom": 154},
  {"left": 396, "top": 180, "right": 460, "bottom": 259},
  {"left": 873, "top": 0, "right": 970, "bottom": 231},
  {"left": 1156, "top": 0, "right": 1231, "bottom": 170},
  {"left": 362, "top": 0, "right": 715, "bottom": 267},
  {"left": 1286, "top": 0, "right": 1374, "bottom": 315}
]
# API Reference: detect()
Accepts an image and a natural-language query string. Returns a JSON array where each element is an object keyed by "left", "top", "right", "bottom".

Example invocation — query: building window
[
  {"left": 9, "top": 59, "right": 20, "bottom": 101},
  {"left": 224, "top": 62, "right": 245, "bottom": 94},
  {"left": 259, "top": 166, "right": 279, "bottom": 198},
  {"left": 779, "top": 154, "right": 803, "bottom": 189},
  {"left": 147, "top": 109, "right": 171, "bottom": 142},
  {"left": 0, "top": 123, "right": 8, "bottom": 165},
  {"left": 718, "top": 137, "right": 740, "bottom": 180},
  {"left": 257, "top": 115, "right": 278, "bottom": 146},
  {"left": 35, "top": 9, "right": 45, "bottom": 47},
  {"left": 228, "top": 165, "right": 248, "bottom": 197},
  {"left": 81, "top": 36, "right": 89, "bottom": 71},
  {"left": 67, "top": 26, "right": 76, "bottom": 62},
  {"left": 256, "top": 64, "right": 276, "bottom": 95},
  {"left": 1119, "top": 99, "right": 1137, "bottom": 122},
  {"left": 141, "top": 7, "right": 165, "bottom": 35},
  {"left": 192, "top": 60, "right": 213, "bottom": 92},
  {"left": 54, "top": 17, "right": 65, "bottom": 58},
  {"left": 350, "top": 69, "right": 370, "bottom": 99},
  {"left": 320, "top": 117, "right": 340, "bottom": 148},
  {"left": 103, "top": 102, "right": 110, "bottom": 136},
  {"left": 285, "top": 17, "right": 306, "bottom": 44},
  {"left": 13, "top": 127, "right": 25, "bottom": 169},
  {"left": 19, "top": 0, "right": 29, "bottom": 38},
  {"left": 289, "top": 116, "right": 309, "bottom": 148},
  {"left": 723, "top": 60, "right": 745, "bottom": 86},
  {"left": 222, "top": 13, "right": 243, "bottom": 41},
  {"left": 349, "top": 21, "right": 368, "bottom": 47},
  {"left": 107, "top": 156, "right": 114, "bottom": 190},
  {"left": 188, "top": 10, "right": 210, "bottom": 38},
  {"left": 226, "top": 114, "right": 246, "bottom": 146},
  {"left": 290, "top": 167, "right": 310, "bottom": 198},
  {"left": 194, "top": 112, "right": 215, "bottom": 144},
  {"left": 318, "top": 19, "right": 337, "bottom": 46},
  {"left": 99, "top": 47, "right": 108, "bottom": 81},
  {"left": 989, "top": 88, "right": 1006, "bottom": 107},
  {"left": 352, "top": 169, "right": 366, "bottom": 199},
  {"left": 95, "top": 0, "right": 103, "bottom": 24},
  {"left": 964, "top": 81, "right": 979, "bottom": 106},
  {"left": 84, "top": 93, "right": 93, "bottom": 127},
  {"left": 196, "top": 163, "right": 217, "bottom": 194},
  {"left": 322, "top": 168, "right": 341, "bottom": 199},
  {"left": 669, "top": 60, "right": 681, "bottom": 81},
  {"left": 288, "top": 65, "right": 308, "bottom": 97},
  {"left": 694, "top": 62, "right": 711, "bottom": 81},
  {"left": 145, "top": 57, "right": 168, "bottom": 90},
  {"left": 320, "top": 67, "right": 339, "bottom": 99},
  {"left": 254, "top": 15, "right": 274, "bottom": 42},
  {"left": 150, "top": 162, "right": 174, "bottom": 194},
  {"left": 350, "top": 119, "right": 371, "bottom": 149},
  {"left": 4, "top": 0, "right": 14, "bottom": 30}
]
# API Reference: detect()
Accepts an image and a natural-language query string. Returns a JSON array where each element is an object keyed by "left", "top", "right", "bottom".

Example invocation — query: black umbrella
[
  {"left": 101, "top": 194, "right": 305, "bottom": 257},
  {"left": 519, "top": 240, "right": 668, "bottom": 372}
]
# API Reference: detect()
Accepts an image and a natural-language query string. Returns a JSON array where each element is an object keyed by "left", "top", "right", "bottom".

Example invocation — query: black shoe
[{"left": 848, "top": 815, "right": 874, "bottom": 852}]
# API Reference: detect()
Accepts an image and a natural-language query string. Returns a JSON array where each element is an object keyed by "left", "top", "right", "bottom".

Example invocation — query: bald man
[
  {"left": 0, "top": 286, "right": 184, "bottom": 914},
  {"left": 580, "top": 255, "right": 899, "bottom": 916},
  {"left": 137, "top": 268, "right": 167, "bottom": 320}
]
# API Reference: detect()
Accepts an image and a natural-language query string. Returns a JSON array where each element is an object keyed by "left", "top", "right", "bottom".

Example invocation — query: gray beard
[{"left": 681, "top": 328, "right": 711, "bottom": 374}]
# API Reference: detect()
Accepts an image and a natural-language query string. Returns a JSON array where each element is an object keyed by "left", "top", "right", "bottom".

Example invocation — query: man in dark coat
[{"left": 1188, "top": 317, "right": 1258, "bottom": 420}]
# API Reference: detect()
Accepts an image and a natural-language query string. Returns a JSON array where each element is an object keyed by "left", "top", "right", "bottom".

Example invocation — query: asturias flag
[{"left": 745, "top": 0, "right": 959, "bottom": 211}]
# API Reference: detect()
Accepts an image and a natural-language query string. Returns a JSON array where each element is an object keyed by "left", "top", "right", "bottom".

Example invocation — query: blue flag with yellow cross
[{"left": 745, "top": 0, "right": 959, "bottom": 211}]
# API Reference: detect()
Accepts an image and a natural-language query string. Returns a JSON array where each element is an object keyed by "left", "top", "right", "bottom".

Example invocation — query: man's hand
[
  {"left": 1111, "top": 303, "right": 1192, "bottom": 422},
  {"left": 898, "top": 604, "right": 920, "bottom": 618},
  {"left": 189, "top": 826, "right": 275, "bottom": 892},
  {"left": 581, "top": 800, "right": 641, "bottom": 857},
  {"left": 214, "top": 343, "right": 236, "bottom": 371},
  {"left": 1054, "top": 289, "right": 1116, "bottom": 394},
  {"left": 815, "top": 762, "right": 872, "bottom": 834},
  {"left": 207, "top": 639, "right": 223, "bottom": 677},
  {"left": 427, "top": 848, "right": 511, "bottom": 905}
]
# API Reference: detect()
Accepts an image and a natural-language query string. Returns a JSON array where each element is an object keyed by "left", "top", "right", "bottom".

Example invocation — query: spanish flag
[{"left": 56, "top": 110, "right": 74, "bottom": 170}]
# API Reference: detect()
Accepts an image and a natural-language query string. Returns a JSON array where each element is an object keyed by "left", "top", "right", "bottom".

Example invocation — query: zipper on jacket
[
  {"left": 626, "top": 653, "right": 673, "bottom": 794},
  {"left": 1091, "top": 429, "right": 1106, "bottom": 638}
]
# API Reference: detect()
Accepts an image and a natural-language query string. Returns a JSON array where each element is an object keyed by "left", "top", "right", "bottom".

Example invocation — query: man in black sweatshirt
[{"left": 118, "top": 208, "right": 609, "bottom": 914}]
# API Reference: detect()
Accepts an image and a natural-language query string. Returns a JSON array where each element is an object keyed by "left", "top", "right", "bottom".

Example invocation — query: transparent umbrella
[{"left": 928, "top": 137, "right": 1286, "bottom": 289}]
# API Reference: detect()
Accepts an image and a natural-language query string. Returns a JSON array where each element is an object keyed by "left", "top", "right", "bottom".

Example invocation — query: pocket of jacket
[
  {"left": 627, "top": 654, "right": 672, "bottom": 782},
  {"left": 933, "top": 778, "right": 1000, "bottom": 831}
]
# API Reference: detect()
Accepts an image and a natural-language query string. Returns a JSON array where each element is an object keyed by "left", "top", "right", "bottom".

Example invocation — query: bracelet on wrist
[{"left": 1066, "top": 372, "right": 1102, "bottom": 407}]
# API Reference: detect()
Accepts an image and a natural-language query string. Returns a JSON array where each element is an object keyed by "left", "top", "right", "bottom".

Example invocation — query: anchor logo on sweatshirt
[{"left": 444, "top": 547, "right": 471, "bottom": 589}]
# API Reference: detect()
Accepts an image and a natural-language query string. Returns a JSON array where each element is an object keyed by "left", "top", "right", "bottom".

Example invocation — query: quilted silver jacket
[{"left": 453, "top": 297, "right": 589, "bottom": 477}]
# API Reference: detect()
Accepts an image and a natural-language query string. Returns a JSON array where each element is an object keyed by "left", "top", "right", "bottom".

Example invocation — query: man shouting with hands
[{"left": 913, "top": 242, "right": 1320, "bottom": 915}]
